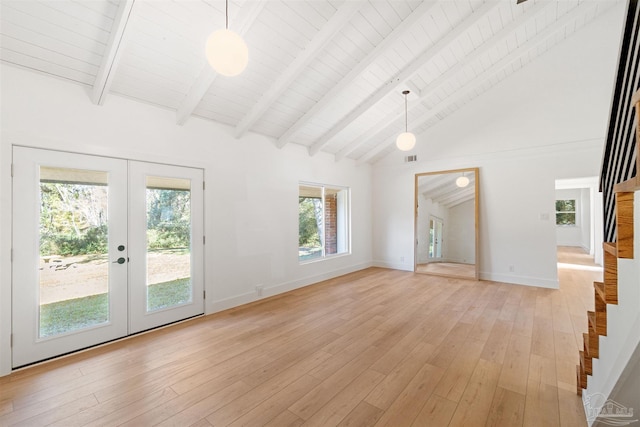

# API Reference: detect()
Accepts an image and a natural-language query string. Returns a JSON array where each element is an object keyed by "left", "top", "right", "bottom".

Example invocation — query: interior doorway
[{"left": 555, "top": 177, "right": 603, "bottom": 266}]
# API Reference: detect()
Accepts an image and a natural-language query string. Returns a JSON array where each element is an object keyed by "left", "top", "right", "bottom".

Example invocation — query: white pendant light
[
  {"left": 456, "top": 173, "right": 470, "bottom": 188},
  {"left": 396, "top": 90, "right": 416, "bottom": 151},
  {"left": 205, "top": 0, "right": 248, "bottom": 77}
]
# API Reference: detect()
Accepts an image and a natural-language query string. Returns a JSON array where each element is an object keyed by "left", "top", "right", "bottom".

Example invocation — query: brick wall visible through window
[{"left": 325, "top": 193, "right": 337, "bottom": 255}]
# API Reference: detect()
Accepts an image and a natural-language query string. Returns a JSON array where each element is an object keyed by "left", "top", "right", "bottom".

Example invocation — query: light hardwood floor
[
  {"left": 415, "top": 262, "right": 476, "bottom": 279},
  {"left": 0, "top": 247, "right": 602, "bottom": 426}
]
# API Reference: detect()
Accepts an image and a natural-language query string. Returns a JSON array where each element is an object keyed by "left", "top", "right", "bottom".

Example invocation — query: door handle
[{"left": 113, "top": 257, "right": 126, "bottom": 264}]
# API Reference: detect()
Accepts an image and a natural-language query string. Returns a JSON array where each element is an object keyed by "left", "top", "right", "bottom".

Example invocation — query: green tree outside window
[{"left": 556, "top": 199, "right": 576, "bottom": 225}]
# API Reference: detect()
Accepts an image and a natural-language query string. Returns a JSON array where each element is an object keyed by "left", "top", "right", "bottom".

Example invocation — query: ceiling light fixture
[
  {"left": 396, "top": 90, "right": 416, "bottom": 151},
  {"left": 456, "top": 173, "right": 470, "bottom": 188},
  {"left": 205, "top": 0, "right": 248, "bottom": 77}
]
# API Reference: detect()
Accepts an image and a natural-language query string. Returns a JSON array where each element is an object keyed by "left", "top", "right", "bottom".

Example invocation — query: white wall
[
  {"left": 0, "top": 65, "right": 373, "bottom": 375},
  {"left": 372, "top": 2, "right": 624, "bottom": 286},
  {"left": 581, "top": 188, "right": 592, "bottom": 251}
]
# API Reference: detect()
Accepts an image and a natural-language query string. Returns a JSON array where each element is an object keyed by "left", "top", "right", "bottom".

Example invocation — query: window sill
[{"left": 298, "top": 252, "right": 351, "bottom": 265}]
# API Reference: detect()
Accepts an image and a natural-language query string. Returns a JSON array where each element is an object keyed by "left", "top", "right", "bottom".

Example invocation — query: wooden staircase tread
[
  {"left": 594, "top": 281, "right": 606, "bottom": 303},
  {"left": 587, "top": 328, "right": 599, "bottom": 359},
  {"left": 583, "top": 333, "right": 590, "bottom": 356},
  {"left": 587, "top": 311, "right": 596, "bottom": 331},
  {"left": 579, "top": 355, "right": 588, "bottom": 388},
  {"left": 581, "top": 349, "right": 593, "bottom": 375},
  {"left": 603, "top": 242, "right": 617, "bottom": 256},
  {"left": 576, "top": 365, "right": 583, "bottom": 395},
  {"left": 595, "top": 311, "right": 607, "bottom": 337},
  {"left": 593, "top": 281, "right": 608, "bottom": 336},
  {"left": 603, "top": 247, "right": 619, "bottom": 304},
  {"left": 614, "top": 177, "right": 640, "bottom": 193},
  {"left": 616, "top": 191, "right": 635, "bottom": 259},
  {"left": 632, "top": 87, "right": 640, "bottom": 106}
]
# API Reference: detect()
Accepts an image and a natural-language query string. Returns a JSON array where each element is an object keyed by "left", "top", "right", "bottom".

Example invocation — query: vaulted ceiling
[
  {"left": 0, "top": 0, "right": 620, "bottom": 163},
  {"left": 417, "top": 171, "right": 476, "bottom": 208}
]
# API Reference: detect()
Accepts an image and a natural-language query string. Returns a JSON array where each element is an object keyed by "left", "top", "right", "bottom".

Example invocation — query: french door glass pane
[
  {"left": 436, "top": 221, "right": 443, "bottom": 258},
  {"left": 429, "top": 219, "right": 435, "bottom": 258},
  {"left": 146, "top": 176, "right": 192, "bottom": 312},
  {"left": 39, "top": 167, "right": 109, "bottom": 338}
]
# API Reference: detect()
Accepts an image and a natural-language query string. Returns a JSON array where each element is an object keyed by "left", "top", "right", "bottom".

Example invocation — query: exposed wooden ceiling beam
[
  {"left": 306, "top": 1, "right": 499, "bottom": 157},
  {"left": 356, "top": 1, "right": 604, "bottom": 165},
  {"left": 176, "top": 66, "right": 218, "bottom": 126},
  {"left": 274, "top": 0, "right": 439, "bottom": 149},
  {"left": 427, "top": 185, "right": 474, "bottom": 204},
  {"left": 418, "top": 177, "right": 475, "bottom": 207},
  {"left": 420, "top": 177, "right": 475, "bottom": 198},
  {"left": 91, "top": 0, "right": 135, "bottom": 106},
  {"left": 440, "top": 190, "right": 475, "bottom": 208},
  {"left": 336, "top": 0, "right": 549, "bottom": 162},
  {"left": 176, "top": 0, "right": 266, "bottom": 126},
  {"left": 418, "top": 174, "right": 454, "bottom": 193},
  {"left": 233, "top": 1, "right": 364, "bottom": 139}
]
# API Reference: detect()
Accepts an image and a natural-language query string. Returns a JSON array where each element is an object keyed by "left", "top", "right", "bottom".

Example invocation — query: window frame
[
  {"left": 298, "top": 181, "right": 351, "bottom": 263},
  {"left": 555, "top": 199, "right": 577, "bottom": 226}
]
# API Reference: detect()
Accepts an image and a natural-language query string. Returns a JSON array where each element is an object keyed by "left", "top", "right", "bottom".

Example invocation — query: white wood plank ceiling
[
  {"left": 418, "top": 172, "right": 476, "bottom": 208},
  {"left": 0, "top": 0, "right": 620, "bottom": 163}
]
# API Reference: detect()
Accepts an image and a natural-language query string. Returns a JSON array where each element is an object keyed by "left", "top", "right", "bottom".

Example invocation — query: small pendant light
[
  {"left": 456, "top": 172, "right": 470, "bottom": 188},
  {"left": 396, "top": 90, "right": 416, "bottom": 151},
  {"left": 205, "top": 0, "right": 248, "bottom": 77}
]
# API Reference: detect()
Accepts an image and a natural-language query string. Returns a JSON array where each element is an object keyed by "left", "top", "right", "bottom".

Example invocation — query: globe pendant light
[
  {"left": 456, "top": 173, "right": 470, "bottom": 188},
  {"left": 205, "top": 0, "right": 248, "bottom": 77},
  {"left": 396, "top": 90, "right": 416, "bottom": 151}
]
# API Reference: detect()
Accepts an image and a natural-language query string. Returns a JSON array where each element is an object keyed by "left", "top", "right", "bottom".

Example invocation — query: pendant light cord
[
  {"left": 225, "top": 0, "right": 229, "bottom": 29},
  {"left": 404, "top": 93, "right": 408, "bottom": 132}
]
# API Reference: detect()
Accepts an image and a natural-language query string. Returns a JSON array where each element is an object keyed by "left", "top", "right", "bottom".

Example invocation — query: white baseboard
[
  {"left": 207, "top": 291, "right": 257, "bottom": 314},
  {"left": 371, "top": 260, "right": 413, "bottom": 271},
  {"left": 207, "top": 261, "right": 373, "bottom": 314},
  {"left": 373, "top": 259, "right": 559, "bottom": 289},
  {"left": 480, "top": 272, "right": 559, "bottom": 289}
]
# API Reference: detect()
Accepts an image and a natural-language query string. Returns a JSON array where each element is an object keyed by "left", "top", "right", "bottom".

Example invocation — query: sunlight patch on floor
[{"left": 557, "top": 262, "right": 603, "bottom": 272}]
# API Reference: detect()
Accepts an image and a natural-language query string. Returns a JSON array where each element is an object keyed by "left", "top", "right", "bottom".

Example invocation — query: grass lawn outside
[
  {"left": 39, "top": 278, "right": 192, "bottom": 337},
  {"left": 298, "top": 246, "right": 322, "bottom": 261},
  {"left": 147, "top": 277, "right": 191, "bottom": 311}
]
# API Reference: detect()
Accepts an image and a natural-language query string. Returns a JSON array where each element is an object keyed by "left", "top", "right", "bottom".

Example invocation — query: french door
[
  {"left": 128, "top": 161, "right": 204, "bottom": 333},
  {"left": 429, "top": 216, "right": 444, "bottom": 260},
  {"left": 12, "top": 147, "right": 204, "bottom": 367}
]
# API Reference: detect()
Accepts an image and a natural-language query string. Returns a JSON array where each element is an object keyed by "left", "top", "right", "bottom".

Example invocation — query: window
[
  {"left": 299, "top": 183, "right": 350, "bottom": 262},
  {"left": 556, "top": 199, "right": 576, "bottom": 225}
]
